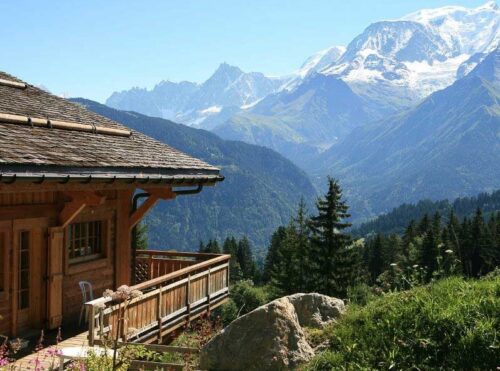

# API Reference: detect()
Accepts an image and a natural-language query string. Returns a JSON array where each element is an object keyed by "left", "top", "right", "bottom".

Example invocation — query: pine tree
[
  {"left": 418, "top": 214, "right": 430, "bottom": 235},
  {"left": 446, "top": 210, "right": 461, "bottom": 263},
  {"left": 402, "top": 220, "right": 417, "bottom": 260},
  {"left": 237, "top": 236, "right": 256, "bottom": 280},
  {"left": 470, "top": 208, "right": 487, "bottom": 277},
  {"left": 459, "top": 217, "right": 473, "bottom": 276},
  {"left": 368, "top": 234, "right": 384, "bottom": 283},
  {"left": 292, "top": 198, "right": 311, "bottom": 292},
  {"left": 263, "top": 227, "right": 287, "bottom": 283},
  {"left": 223, "top": 237, "right": 243, "bottom": 281},
  {"left": 198, "top": 239, "right": 221, "bottom": 253},
  {"left": 135, "top": 222, "right": 149, "bottom": 250},
  {"left": 384, "top": 234, "right": 403, "bottom": 267},
  {"left": 270, "top": 222, "right": 300, "bottom": 295},
  {"left": 308, "top": 177, "right": 355, "bottom": 297},
  {"left": 420, "top": 213, "right": 441, "bottom": 279},
  {"left": 198, "top": 240, "right": 205, "bottom": 253}
]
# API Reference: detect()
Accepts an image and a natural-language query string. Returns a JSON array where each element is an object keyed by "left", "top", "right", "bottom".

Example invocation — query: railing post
[
  {"left": 157, "top": 284, "right": 163, "bottom": 344},
  {"left": 226, "top": 259, "right": 230, "bottom": 293},
  {"left": 186, "top": 274, "right": 191, "bottom": 324},
  {"left": 88, "top": 304, "right": 95, "bottom": 346},
  {"left": 99, "top": 307, "right": 104, "bottom": 341},
  {"left": 149, "top": 253, "right": 154, "bottom": 280},
  {"left": 207, "top": 268, "right": 211, "bottom": 311}
]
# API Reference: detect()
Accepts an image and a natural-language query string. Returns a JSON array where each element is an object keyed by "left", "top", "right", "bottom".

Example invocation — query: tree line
[{"left": 199, "top": 178, "right": 500, "bottom": 299}]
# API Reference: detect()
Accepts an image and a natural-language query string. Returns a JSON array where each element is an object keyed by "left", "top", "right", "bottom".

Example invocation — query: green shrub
[
  {"left": 308, "top": 276, "right": 500, "bottom": 370},
  {"left": 230, "top": 280, "right": 271, "bottom": 316},
  {"left": 346, "top": 283, "right": 377, "bottom": 306},
  {"left": 218, "top": 299, "right": 239, "bottom": 326}
]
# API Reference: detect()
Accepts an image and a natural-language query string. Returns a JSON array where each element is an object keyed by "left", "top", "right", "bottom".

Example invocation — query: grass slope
[{"left": 308, "top": 276, "right": 500, "bottom": 370}]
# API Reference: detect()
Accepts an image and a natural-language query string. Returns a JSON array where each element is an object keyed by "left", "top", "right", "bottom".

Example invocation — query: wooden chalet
[{"left": 0, "top": 72, "right": 230, "bottom": 345}]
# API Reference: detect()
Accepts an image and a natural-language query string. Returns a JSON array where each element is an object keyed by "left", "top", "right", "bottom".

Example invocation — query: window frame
[
  {"left": 64, "top": 209, "right": 113, "bottom": 275},
  {"left": 67, "top": 221, "right": 104, "bottom": 265}
]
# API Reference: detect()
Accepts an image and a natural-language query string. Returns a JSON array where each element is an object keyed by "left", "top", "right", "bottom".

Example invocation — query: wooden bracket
[
  {"left": 129, "top": 188, "right": 176, "bottom": 230},
  {"left": 59, "top": 191, "right": 106, "bottom": 228}
]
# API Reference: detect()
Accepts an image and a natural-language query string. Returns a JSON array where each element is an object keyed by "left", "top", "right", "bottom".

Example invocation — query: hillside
[
  {"left": 312, "top": 47, "right": 500, "bottom": 220},
  {"left": 353, "top": 189, "right": 500, "bottom": 236},
  {"left": 213, "top": 73, "right": 374, "bottom": 166},
  {"left": 308, "top": 276, "right": 500, "bottom": 370},
  {"left": 71, "top": 98, "right": 317, "bottom": 252}
]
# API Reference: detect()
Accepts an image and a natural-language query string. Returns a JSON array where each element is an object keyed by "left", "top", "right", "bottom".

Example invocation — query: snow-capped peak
[
  {"left": 401, "top": 1, "right": 499, "bottom": 55},
  {"left": 296, "top": 46, "right": 346, "bottom": 78}
]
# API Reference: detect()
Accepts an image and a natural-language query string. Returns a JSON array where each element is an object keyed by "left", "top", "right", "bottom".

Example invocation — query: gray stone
[
  {"left": 200, "top": 293, "right": 345, "bottom": 370},
  {"left": 288, "top": 293, "right": 345, "bottom": 328}
]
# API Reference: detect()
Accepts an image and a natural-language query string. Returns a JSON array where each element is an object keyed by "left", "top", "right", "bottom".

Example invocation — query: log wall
[{"left": 0, "top": 187, "right": 125, "bottom": 336}]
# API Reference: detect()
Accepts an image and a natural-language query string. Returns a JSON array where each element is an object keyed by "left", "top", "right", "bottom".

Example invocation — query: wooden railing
[{"left": 85, "top": 251, "right": 230, "bottom": 345}]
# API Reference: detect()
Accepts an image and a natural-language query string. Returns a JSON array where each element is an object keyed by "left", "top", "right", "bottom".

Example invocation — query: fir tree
[
  {"left": 402, "top": 220, "right": 417, "bottom": 259},
  {"left": 368, "top": 234, "right": 384, "bottom": 283},
  {"left": 308, "top": 177, "right": 356, "bottom": 297},
  {"left": 199, "top": 239, "right": 221, "bottom": 253},
  {"left": 135, "top": 222, "right": 149, "bottom": 250},
  {"left": 420, "top": 213, "right": 441, "bottom": 279},
  {"left": 263, "top": 227, "right": 287, "bottom": 283},
  {"left": 292, "top": 198, "right": 311, "bottom": 292},
  {"left": 237, "top": 236, "right": 256, "bottom": 280},
  {"left": 223, "top": 237, "right": 243, "bottom": 282}
]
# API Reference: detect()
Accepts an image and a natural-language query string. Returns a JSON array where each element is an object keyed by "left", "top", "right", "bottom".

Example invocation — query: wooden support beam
[
  {"left": 116, "top": 190, "right": 133, "bottom": 287},
  {"left": 129, "top": 194, "right": 160, "bottom": 230},
  {"left": 129, "top": 187, "right": 176, "bottom": 230},
  {"left": 58, "top": 191, "right": 106, "bottom": 228}
]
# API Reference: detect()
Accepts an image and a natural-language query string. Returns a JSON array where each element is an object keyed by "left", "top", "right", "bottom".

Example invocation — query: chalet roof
[{"left": 0, "top": 72, "right": 223, "bottom": 185}]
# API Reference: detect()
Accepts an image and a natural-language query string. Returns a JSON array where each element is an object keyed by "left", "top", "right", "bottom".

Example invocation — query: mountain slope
[
  {"left": 71, "top": 98, "right": 317, "bottom": 251},
  {"left": 313, "top": 47, "right": 500, "bottom": 220},
  {"left": 213, "top": 73, "right": 373, "bottom": 166}
]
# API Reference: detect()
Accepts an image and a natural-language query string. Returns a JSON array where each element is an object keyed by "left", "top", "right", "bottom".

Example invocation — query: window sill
[{"left": 66, "top": 256, "right": 110, "bottom": 276}]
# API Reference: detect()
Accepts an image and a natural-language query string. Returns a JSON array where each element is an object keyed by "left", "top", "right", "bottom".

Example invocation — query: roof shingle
[{"left": 0, "top": 72, "right": 222, "bottom": 183}]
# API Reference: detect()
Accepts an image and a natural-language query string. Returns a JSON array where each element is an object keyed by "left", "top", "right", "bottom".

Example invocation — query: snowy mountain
[
  {"left": 320, "top": 1, "right": 499, "bottom": 113},
  {"left": 311, "top": 47, "right": 500, "bottom": 219},
  {"left": 106, "top": 63, "right": 284, "bottom": 126},
  {"left": 106, "top": 1, "right": 499, "bottom": 162}
]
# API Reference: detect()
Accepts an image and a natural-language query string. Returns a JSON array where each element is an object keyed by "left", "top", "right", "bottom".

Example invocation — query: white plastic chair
[{"left": 78, "top": 281, "right": 94, "bottom": 326}]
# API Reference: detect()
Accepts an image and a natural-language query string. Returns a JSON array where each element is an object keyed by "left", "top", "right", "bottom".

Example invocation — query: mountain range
[
  {"left": 313, "top": 47, "right": 499, "bottom": 219},
  {"left": 103, "top": 1, "right": 499, "bottom": 224},
  {"left": 71, "top": 98, "right": 317, "bottom": 252}
]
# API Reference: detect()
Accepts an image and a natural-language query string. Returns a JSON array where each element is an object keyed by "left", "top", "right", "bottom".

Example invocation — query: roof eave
[{"left": 0, "top": 165, "right": 224, "bottom": 186}]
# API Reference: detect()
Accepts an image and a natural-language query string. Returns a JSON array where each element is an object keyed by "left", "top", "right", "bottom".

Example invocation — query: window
[
  {"left": 67, "top": 221, "right": 104, "bottom": 264},
  {"left": 18, "top": 231, "right": 30, "bottom": 309}
]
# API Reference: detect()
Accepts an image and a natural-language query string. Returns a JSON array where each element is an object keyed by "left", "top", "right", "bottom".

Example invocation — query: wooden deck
[
  {"left": 87, "top": 250, "right": 230, "bottom": 345},
  {"left": 11, "top": 331, "right": 88, "bottom": 370},
  {"left": 9, "top": 250, "right": 230, "bottom": 370}
]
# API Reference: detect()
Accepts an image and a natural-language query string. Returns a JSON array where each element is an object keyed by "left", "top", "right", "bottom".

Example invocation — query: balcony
[{"left": 85, "top": 250, "right": 231, "bottom": 345}]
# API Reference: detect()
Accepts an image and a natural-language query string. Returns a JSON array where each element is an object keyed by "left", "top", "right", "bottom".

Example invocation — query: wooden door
[
  {"left": 47, "top": 227, "right": 64, "bottom": 329},
  {"left": 11, "top": 218, "right": 49, "bottom": 336}
]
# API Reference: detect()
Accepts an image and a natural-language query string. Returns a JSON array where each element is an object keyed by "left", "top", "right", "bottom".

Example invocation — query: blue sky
[{"left": 0, "top": 0, "right": 489, "bottom": 102}]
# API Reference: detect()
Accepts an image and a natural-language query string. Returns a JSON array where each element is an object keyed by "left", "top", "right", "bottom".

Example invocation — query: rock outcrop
[{"left": 200, "top": 293, "right": 345, "bottom": 371}]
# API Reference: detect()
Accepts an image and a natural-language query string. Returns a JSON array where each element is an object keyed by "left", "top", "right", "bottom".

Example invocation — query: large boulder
[
  {"left": 200, "top": 293, "right": 345, "bottom": 370},
  {"left": 288, "top": 293, "right": 345, "bottom": 328}
]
